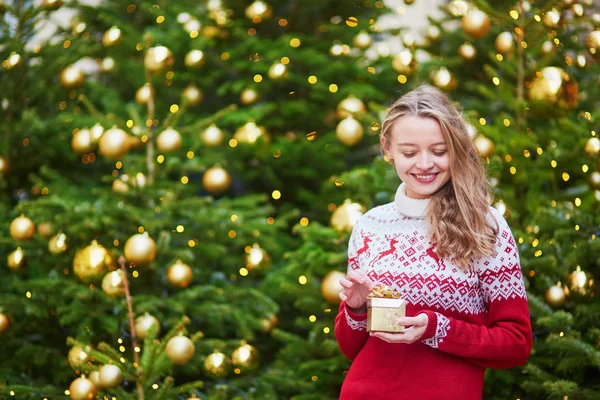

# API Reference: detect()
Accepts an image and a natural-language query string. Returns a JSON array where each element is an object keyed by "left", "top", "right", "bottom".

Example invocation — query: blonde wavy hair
[{"left": 380, "top": 84, "right": 498, "bottom": 270}]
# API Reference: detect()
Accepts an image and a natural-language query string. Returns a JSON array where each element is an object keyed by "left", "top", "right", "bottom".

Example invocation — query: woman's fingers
[{"left": 338, "top": 278, "right": 354, "bottom": 289}]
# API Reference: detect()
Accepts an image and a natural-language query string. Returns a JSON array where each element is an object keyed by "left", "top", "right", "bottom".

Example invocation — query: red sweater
[{"left": 335, "top": 184, "right": 532, "bottom": 400}]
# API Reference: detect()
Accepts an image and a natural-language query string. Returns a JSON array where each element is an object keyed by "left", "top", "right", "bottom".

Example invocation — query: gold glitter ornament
[
  {"left": 527, "top": 67, "right": 579, "bottom": 111},
  {"left": 337, "top": 96, "right": 366, "bottom": 120},
  {"left": 202, "top": 165, "right": 231, "bottom": 195},
  {"left": 240, "top": 88, "right": 259, "bottom": 105},
  {"left": 462, "top": 9, "right": 491, "bottom": 39},
  {"left": 426, "top": 26, "right": 441, "bottom": 42},
  {"left": 49, "top": 232, "right": 68, "bottom": 255},
  {"left": 156, "top": 128, "right": 182, "bottom": 153},
  {"left": 0, "top": 313, "right": 10, "bottom": 335},
  {"left": 542, "top": 9, "right": 561, "bottom": 29},
  {"left": 576, "top": 53, "right": 587, "bottom": 68},
  {"left": 183, "top": 84, "right": 202, "bottom": 106},
  {"left": 101, "top": 57, "right": 116, "bottom": 72},
  {"left": 231, "top": 343, "right": 259, "bottom": 373},
  {"left": 88, "top": 371, "right": 100, "bottom": 387},
  {"left": 321, "top": 270, "right": 346, "bottom": 304},
  {"left": 98, "top": 364, "right": 123, "bottom": 389},
  {"left": 201, "top": 124, "right": 224, "bottom": 147},
  {"left": 10, "top": 215, "right": 35, "bottom": 241},
  {"left": 448, "top": 0, "right": 469, "bottom": 17},
  {"left": 4, "top": 52, "right": 23, "bottom": 70},
  {"left": 68, "top": 346, "right": 90, "bottom": 369},
  {"left": 144, "top": 46, "right": 174, "bottom": 74},
  {"left": 135, "top": 313, "right": 161, "bottom": 340},
  {"left": 41, "top": 0, "right": 63, "bottom": 11},
  {"left": 430, "top": 67, "right": 457, "bottom": 91},
  {"left": 167, "top": 260, "right": 193, "bottom": 288},
  {"left": 37, "top": 222, "right": 54, "bottom": 238},
  {"left": 185, "top": 50, "right": 205, "bottom": 69},
  {"left": 587, "top": 31, "right": 600, "bottom": 58},
  {"left": 392, "top": 49, "right": 416, "bottom": 75},
  {"left": 259, "top": 313, "right": 278, "bottom": 333},
  {"left": 268, "top": 62, "right": 287, "bottom": 80},
  {"left": 473, "top": 136, "right": 494, "bottom": 158},
  {"left": 99, "top": 127, "right": 131, "bottom": 160},
  {"left": 330, "top": 200, "right": 365, "bottom": 234},
  {"left": 112, "top": 179, "right": 129, "bottom": 193},
  {"left": 0, "top": 156, "right": 8, "bottom": 175},
  {"left": 246, "top": 244, "right": 270, "bottom": 271},
  {"left": 589, "top": 172, "right": 600, "bottom": 189},
  {"left": 458, "top": 43, "right": 477, "bottom": 60},
  {"left": 569, "top": 266, "right": 594, "bottom": 295},
  {"left": 545, "top": 285, "right": 566, "bottom": 308},
  {"left": 8, "top": 247, "right": 26, "bottom": 270},
  {"left": 245, "top": 1, "right": 272, "bottom": 20},
  {"left": 353, "top": 31, "right": 373, "bottom": 49},
  {"left": 102, "top": 270, "right": 125, "bottom": 298},
  {"left": 60, "top": 65, "right": 84, "bottom": 89},
  {"left": 495, "top": 32, "right": 514, "bottom": 54},
  {"left": 73, "top": 240, "right": 115, "bottom": 283},
  {"left": 585, "top": 137, "right": 600, "bottom": 156},
  {"left": 71, "top": 129, "right": 95, "bottom": 155},
  {"left": 166, "top": 336, "right": 195, "bottom": 365},
  {"left": 102, "top": 26, "right": 122, "bottom": 47},
  {"left": 234, "top": 121, "right": 268, "bottom": 144},
  {"left": 124, "top": 232, "right": 156, "bottom": 266},
  {"left": 336, "top": 116, "right": 363, "bottom": 146},
  {"left": 204, "top": 351, "right": 230, "bottom": 378},
  {"left": 68, "top": 377, "right": 97, "bottom": 400},
  {"left": 135, "top": 83, "right": 154, "bottom": 105},
  {"left": 541, "top": 41, "right": 555, "bottom": 55}
]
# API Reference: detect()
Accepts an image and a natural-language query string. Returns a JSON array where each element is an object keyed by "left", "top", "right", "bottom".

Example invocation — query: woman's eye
[
  {"left": 403, "top": 153, "right": 416, "bottom": 158},
  {"left": 433, "top": 151, "right": 447, "bottom": 156}
]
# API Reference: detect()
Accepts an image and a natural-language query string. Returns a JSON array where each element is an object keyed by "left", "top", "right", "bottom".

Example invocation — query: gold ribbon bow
[{"left": 366, "top": 284, "right": 401, "bottom": 299}]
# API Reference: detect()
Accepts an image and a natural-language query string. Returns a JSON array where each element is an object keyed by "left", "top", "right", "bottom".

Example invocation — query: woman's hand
[
  {"left": 338, "top": 270, "right": 375, "bottom": 313},
  {"left": 370, "top": 314, "right": 429, "bottom": 344}
]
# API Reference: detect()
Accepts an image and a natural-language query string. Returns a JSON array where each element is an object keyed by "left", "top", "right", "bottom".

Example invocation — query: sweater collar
[{"left": 394, "top": 183, "right": 430, "bottom": 218}]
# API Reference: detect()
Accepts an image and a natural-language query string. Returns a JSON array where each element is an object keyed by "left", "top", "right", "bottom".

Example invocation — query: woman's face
[{"left": 382, "top": 115, "right": 451, "bottom": 199}]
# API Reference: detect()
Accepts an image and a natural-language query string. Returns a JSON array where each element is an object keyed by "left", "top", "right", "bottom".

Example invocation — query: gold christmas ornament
[
  {"left": 201, "top": 124, "right": 225, "bottom": 147},
  {"left": 202, "top": 165, "right": 231, "bottom": 195},
  {"left": 0, "top": 313, "right": 10, "bottom": 335},
  {"left": 68, "top": 346, "right": 90, "bottom": 369},
  {"left": 49, "top": 233, "right": 68, "bottom": 255},
  {"left": 135, "top": 313, "right": 161, "bottom": 340},
  {"left": 245, "top": 0, "right": 272, "bottom": 20},
  {"left": 587, "top": 31, "right": 600, "bottom": 58},
  {"left": 8, "top": 247, "right": 26, "bottom": 270},
  {"left": 37, "top": 222, "right": 54, "bottom": 238},
  {"left": 185, "top": 50, "right": 205, "bottom": 69},
  {"left": 458, "top": 43, "right": 477, "bottom": 61},
  {"left": 545, "top": 285, "right": 566, "bottom": 308},
  {"left": 495, "top": 32, "right": 514, "bottom": 54},
  {"left": 183, "top": 84, "right": 203, "bottom": 105},
  {"left": 234, "top": 121, "right": 268, "bottom": 144},
  {"left": 183, "top": 19, "right": 201, "bottom": 33},
  {"left": 88, "top": 371, "right": 100, "bottom": 387},
  {"left": 571, "top": 4, "right": 584, "bottom": 17},
  {"left": 336, "top": 116, "right": 364, "bottom": 146},
  {"left": 321, "top": 270, "right": 347, "bottom": 304},
  {"left": 166, "top": 336, "right": 195, "bottom": 365},
  {"left": 204, "top": 351, "right": 230, "bottom": 379},
  {"left": 259, "top": 313, "right": 278, "bottom": 333},
  {"left": 167, "top": 260, "right": 193, "bottom": 288},
  {"left": 542, "top": 9, "right": 561, "bottom": 29},
  {"left": 71, "top": 129, "right": 95, "bottom": 155},
  {"left": 99, "top": 127, "right": 131, "bottom": 160},
  {"left": 60, "top": 65, "right": 84, "bottom": 89},
  {"left": 112, "top": 179, "right": 130, "bottom": 193},
  {"left": 576, "top": 53, "right": 587, "bottom": 68},
  {"left": 68, "top": 377, "right": 97, "bottom": 400},
  {"left": 246, "top": 244, "right": 270, "bottom": 271},
  {"left": 0, "top": 156, "right": 8, "bottom": 175},
  {"left": 144, "top": 46, "right": 174, "bottom": 74},
  {"left": 330, "top": 200, "right": 365, "bottom": 234},
  {"left": 337, "top": 96, "right": 366, "bottom": 120},
  {"left": 430, "top": 67, "right": 457, "bottom": 91},
  {"left": 101, "top": 57, "right": 116, "bottom": 72},
  {"left": 448, "top": 0, "right": 469, "bottom": 17},
  {"left": 124, "top": 232, "right": 156, "bottom": 266},
  {"left": 541, "top": 41, "right": 555, "bottom": 55},
  {"left": 462, "top": 9, "right": 491, "bottom": 39},
  {"left": 353, "top": 30, "right": 373, "bottom": 49},
  {"left": 156, "top": 128, "right": 182, "bottom": 153},
  {"left": 73, "top": 240, "right": 115, "bottom": 283},
  {"left": 527, "top": 67, "right": 579, "bottom": 111},
  {"left": 473, "top": 136, "right": 494, "bottom": 158},
  {"left": 568, "top": 266, "right": 594, "bottom": 295},
  {"left": 102, "top": 26, "right": 122, "bottom": 47},
  {"left": 268, "top": 62, "right": 287, "bottom": 80},
  {"left": 231, "top": 343, "right": 259, "bottom": 373},
  {"left": 41, "top": 0, "right": 63, "bottom": 11},
  {"left": 10, "top": 215, "right": 35, "bottom": 241},
  {"left": 562, "top": 0, "right": 575, "bottom": 6},
  {"left": 102, "top": 270, "right": 125, "bottom": 298},
  {"left": 585, "top": 137, "right": 600, "bottom": 156},
  {"left": 98, "top": 364, "right": 123, "bottom": 389},
  {"left": 135, "top": 83, "right": 154, "bottom": 105},
  {"left": 4, "top": 52, "right": 23, "bottom": 70},
  {"left": 240, "top": 88, "right": 259, "bottom": 105},
  {"left": 426, "top": 26, "right": 441, "bottom": 41},
  {"left": 588, "top": 172, "right": 600, "bottom": 190},
  {"left": 392, "top": 49, "right": 416, "bottom": 75}
]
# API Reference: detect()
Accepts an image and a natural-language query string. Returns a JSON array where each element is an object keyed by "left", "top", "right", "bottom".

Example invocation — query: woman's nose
[{"left": 416, "top": 154, "right": 434, "bottom": 169}]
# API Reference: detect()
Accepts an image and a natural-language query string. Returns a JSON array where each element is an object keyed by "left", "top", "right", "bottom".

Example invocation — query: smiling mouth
[{"left": 411, "top": 173, "right": 438, "bottom": 183}]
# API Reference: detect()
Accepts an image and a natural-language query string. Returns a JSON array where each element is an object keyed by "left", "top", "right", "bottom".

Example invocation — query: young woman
[{"left": 335, "top": 85, "right": 532, "bottom": 400}]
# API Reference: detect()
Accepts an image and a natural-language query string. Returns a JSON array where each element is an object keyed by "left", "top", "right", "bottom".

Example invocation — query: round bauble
[
  {"left": 246, "top": 244, "right": 270, "bottom": 271},
  {"left": 102, "top": 270, "right": 125, "bottom": 298},
  {"left": 458, "top": 43, "right": 477, "bottom": 60},
  {"left": 527, "top": 67, "right": 578, "bottom": 111},
  {"left": 462, "top": 9, "right": 491, "bottom": 39},
  {"left": 99, "top": 127, "right": 131, "bottom": 160},
  {"left": 231, "top": 343, "right": 259, "bottom": 373},
  {"left": 240, "top": 88, "right": 259, "bottom": 105},
  {"left": 0, "top": 156, "right": 8, "bottom": 175},
  {"left": 4, "top": 52, "right": 23, "bottom": 70},
  {"left": 587, "top": 31, "right": 600, "bottom": 58},
  {"left": 569, "top": 266, "right": 594, "bottom": 295},
  {"left": 495, "top": 31, "right": 514, "bottom": 54},
  {"left": 202, "top": 165, "right": 231, "bottom": 195},
  {"left": 156, "top": 128, "right": 182, "bottom": 153},
  {"left": 336, "top": 116, "right": 363, "bottom": 146},
  {"left": 234, "top": 122, "right": 268, "bottom": 144},
  {"left": 10, "top": 215, "right": 35, "bottom": 241},
  {"left": 8, "top": 247, "right": 26, "bottom": 270},
  {"left": 259, "top": 313, "right": 278, "bottom": 333},
  {"left": 98, "top": 364, "right": 123, "bottom": 389},
  {"left": 426, "top": 26, "right": 441, "bottom": 41},
  {"left": 576, "top": 53, "right": 587, "bottom": 68},
  {"left": 473, "top": 135, "right": 494, "bottom": 158},
  {"left": 330, "top": 200, "right": 365, "bottom": 234},
  {"left": 204, "top": 351, "right": 230, "bottom": 379},
  {"left": 135, "top": 313, "right": 161, "bottom": 340},
  {"left": 167, "top": 260, "right": 193, "bottom": 288},
  {"left": 337, "top": 96, "right": 366, "bottom": 120},
  {"left": 60, "top": 65, "right": 84, "bottom": 89},
  {"left": 112, "top": 179, "right": 130, "bottom": 193},
  {"left": 245, "top": 0, "right": 272, "bottom": 20},
  {"left": 72, "top": 129, "right": 95, "bottom": 155},
  {"left": 68, "top": 377, "right": 97, "bottom": 400},
  {"left": 73, "top": 241, "right": 115, "bottom": 283},
  {"left": 101, "top": 57, "right": 116, "bottom": 72},
  {"left": 135, "top": 83, "right": 154, "bottom": 105},
  {"left": 183, "top": 84, "right": 203, "bottom": 106},
  {"left": 585, "top": 137, "right": 600, "bottom": 156},
  {"left": 392, "top": 49, "right": 416, "bottom": 75},
  {"left": 353, "top": 30, "right": 373, "bottom": 49},
  {"left": 144, "top": 46, "right": 174, "bottom": 74},
  {"left": 542, "top": 9, "right": 561, "bottom": 29},
  {"left": 268, "top": 62, "right": 287, "bottom": 80},
  {"left": 166, "top": 336, "right": 195, "bottom": 365},
  {"left": 37, "top": 222, "right": 54, "bottom": 238},
  {"left": 321, "top": 270, "right": 346, "bottom": 304},
  {"left": 102, "top": 26, "right": 122, "bottom": 47},
  {"left": 185, "top": 50, "right": 205, "bottom": 69},
  {"left": 448, "top": 0, "right": 469, "bottom": 16},
  {"left": 201, "top": 124, "right": 224, "bottom": 147},
  {"left": 541, "top": 41, "right": 555, "bottom": 55},
  {"left": 589, "top": 172, "right": 600, "bottom": 190},
  {"left": 124, "top": 233, "right": 156, "bottom": 266},
  {"left": 430, "top": 67, "right": 457, "bottom": 91},
  {"left": 88, "top": 371, "right": 101, "bottom": 387},
  {"left": 68, "top": 346, "right": 90, "bottom": 369},
  {"left": 0, "top": 313, "right": 9, "bottom": 335},
  {"left": 545, "top": 285, "right": 566, "bottom": 308},
  {"left": 49, "top": 232, "right": 68, "bottom": 255}
]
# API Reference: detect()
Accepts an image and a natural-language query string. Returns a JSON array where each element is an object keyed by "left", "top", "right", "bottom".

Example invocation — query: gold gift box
[{"left": 366, "top": 297, "right": 406, "bottom": 333}]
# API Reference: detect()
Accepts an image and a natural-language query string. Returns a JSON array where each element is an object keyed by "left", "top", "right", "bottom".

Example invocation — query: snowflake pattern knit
[{"left": 335, "top": 184, "right": 532, "bottom": 400}]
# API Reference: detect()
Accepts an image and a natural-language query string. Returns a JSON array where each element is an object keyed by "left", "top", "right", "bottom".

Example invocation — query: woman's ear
[{"left": 380, "top": 135, "right": 391, "bottom": 160}]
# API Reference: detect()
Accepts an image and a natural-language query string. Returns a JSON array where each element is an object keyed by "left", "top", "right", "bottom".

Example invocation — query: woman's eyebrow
[{"left": 396, "top": 142, "right": 446, "bottom": 146}]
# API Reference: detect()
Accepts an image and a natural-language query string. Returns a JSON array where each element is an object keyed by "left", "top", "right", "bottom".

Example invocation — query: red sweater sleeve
[{"left": 418, "top": 211, "right": 532, "bottom": 369}]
